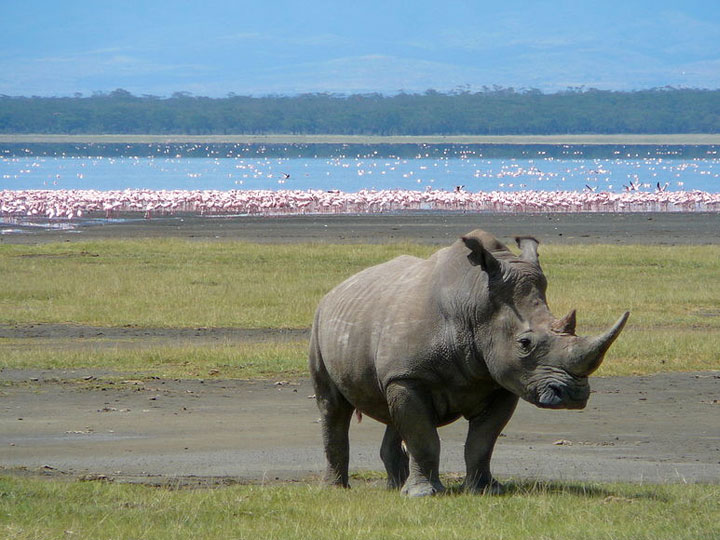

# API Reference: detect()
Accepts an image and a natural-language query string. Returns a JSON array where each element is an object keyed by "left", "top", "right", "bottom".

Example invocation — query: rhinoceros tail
[{"left": 355, "top": 409, "right": 363, "bottom": 423}]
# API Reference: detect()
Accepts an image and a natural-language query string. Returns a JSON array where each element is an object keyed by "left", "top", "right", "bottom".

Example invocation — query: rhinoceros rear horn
[
  {"left": 514, "top": 236, "right": 540, "bottom": 265},
  {"left": 570, "top": 311, "right": 630, "bottom": 375},
  {"left": 552, "top": 309, "right": 577, "bottom": 335},
  {"left": 462, "top": 236, "right": 501, "bottom": 275}
]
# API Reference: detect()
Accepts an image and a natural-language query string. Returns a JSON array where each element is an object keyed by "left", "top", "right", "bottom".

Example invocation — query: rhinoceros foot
[
  {"left": 462, "top": 477, "right": 505, "bottom": 496},
  {"left": 401, "top": 479, "right": 446, "bottom": 497}
]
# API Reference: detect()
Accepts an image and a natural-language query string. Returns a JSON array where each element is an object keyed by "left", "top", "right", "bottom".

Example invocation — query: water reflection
[{"left": 2, "top": 143, "right": 719, "bottom": 193}]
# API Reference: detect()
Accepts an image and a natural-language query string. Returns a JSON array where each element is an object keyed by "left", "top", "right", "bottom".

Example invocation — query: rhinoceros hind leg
[
  {"left": 319, "top": 399, "right": 353, "bottom": 487},
  {"left": 380, "top": 424, "right": 409, "bottom": 489},
  {"left": 310, "top": 347, "right": 354, "bottom": 487}
]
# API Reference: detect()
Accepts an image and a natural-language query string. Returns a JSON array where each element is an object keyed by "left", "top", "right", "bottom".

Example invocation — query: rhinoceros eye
[{"left": 517, "top": 336, "right": 534, "bottom": 356}]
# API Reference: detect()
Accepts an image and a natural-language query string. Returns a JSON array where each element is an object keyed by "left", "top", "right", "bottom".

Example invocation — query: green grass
[
  {"left": 0, "top": 339, "right": 309, "bottom": 379},
  {"left": 2, "top": 328, "right": 717, "bottom": 379},
  {"left": 0, "top": 239, "right": 433, "bottom": 329},
  {"left": 540, "top": 244, "right": 720, "bottom": 375},
  {"left": 1, "top": 475, "right": 718, "bottom": 540},
  {"left": 1, "top": 239, "right": 719, "bottom": 378},
  {"left": 541, "top": 244, "right": 720, "bottom": 329}
]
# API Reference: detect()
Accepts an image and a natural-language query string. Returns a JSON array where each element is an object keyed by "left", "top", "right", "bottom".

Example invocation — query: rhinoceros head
[{"left": 461, "top": 231, "right": 629, "bottom": 410}]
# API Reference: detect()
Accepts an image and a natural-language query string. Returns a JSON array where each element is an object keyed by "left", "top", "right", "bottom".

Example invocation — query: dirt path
[
  {"left": 0, "top": 324, "right": 306, "bottom": 345},
  {"left": 1, "top": 370, "right": 718, "bottom": 486}
]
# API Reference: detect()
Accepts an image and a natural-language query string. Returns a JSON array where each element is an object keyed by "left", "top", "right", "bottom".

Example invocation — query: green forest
[{"left": 1, "top": 87, "right": 718, "bottom": 135}]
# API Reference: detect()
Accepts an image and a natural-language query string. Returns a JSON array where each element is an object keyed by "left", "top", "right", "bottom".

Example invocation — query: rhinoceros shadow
[
  {"left": 346, "top": 472, "right": 667, "bottom": 501},
  {"left": 445, "top": 479, "right": 667, "bottom": 501}
]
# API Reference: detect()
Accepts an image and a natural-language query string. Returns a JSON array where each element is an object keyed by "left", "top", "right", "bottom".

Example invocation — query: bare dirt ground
[
  {"left": 1, "top": 212, "right": 719, "bottom": 487},
  {"left": 1, "top": 370, "right": 719, "bottom": 486}
]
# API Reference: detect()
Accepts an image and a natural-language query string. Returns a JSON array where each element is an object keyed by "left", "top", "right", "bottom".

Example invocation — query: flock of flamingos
[{"left": 2, "top": 186, "right": 720, "bottom": 220}]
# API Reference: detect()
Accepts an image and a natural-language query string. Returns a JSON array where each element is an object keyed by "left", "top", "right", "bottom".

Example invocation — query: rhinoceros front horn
[{"left": 569, "top": 311, "right": 630, "bottom": 376}]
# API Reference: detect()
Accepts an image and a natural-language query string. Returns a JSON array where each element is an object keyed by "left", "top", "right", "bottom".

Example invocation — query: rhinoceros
[{"left": 309, "top": 229, "right": 629, "bottom": 497}]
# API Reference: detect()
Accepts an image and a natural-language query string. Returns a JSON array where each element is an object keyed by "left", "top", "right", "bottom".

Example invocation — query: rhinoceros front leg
[
  {"left": 386, "top": 381, "right": 445, "bottom": 497},
  {"left": 462, "top": 389, "right": 519, "bottom": 495},
  {"left": 380, "top": 424, "right": 409, "bottom": 489}
]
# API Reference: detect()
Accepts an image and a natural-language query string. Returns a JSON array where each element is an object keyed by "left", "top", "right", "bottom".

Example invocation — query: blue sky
[{"left": 2, "top": 0, "right": 719, "bottom": 97}]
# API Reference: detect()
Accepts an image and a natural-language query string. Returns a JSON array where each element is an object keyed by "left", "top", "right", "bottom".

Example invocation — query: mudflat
[
  {"left": 3, "top": 211, "right": 720, "bottom": 245},
  {"left": 1, "top": 211, "right": 719, "bottom": 487}
]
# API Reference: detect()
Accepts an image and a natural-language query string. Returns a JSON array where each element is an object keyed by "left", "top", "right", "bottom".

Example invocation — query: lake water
[{"left": 2, "top": 144, "right": 720, "bottom": 193}]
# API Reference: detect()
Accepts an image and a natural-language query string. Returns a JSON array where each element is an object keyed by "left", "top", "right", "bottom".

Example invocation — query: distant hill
[{"left": 1, "top": 87, "right": 718, "bottom": 135}]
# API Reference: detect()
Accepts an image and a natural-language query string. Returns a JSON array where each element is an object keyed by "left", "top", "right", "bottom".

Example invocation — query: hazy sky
[{"left": 2, "top": 0, "right": 719, "bottom": 96}]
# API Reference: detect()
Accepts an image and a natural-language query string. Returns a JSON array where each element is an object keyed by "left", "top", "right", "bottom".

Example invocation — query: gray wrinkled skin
[{"left": 309, "top": 229, "right": 629, "bottom": 497}]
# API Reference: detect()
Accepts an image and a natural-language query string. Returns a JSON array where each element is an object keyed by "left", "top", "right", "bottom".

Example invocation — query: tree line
[{"left": 1, "top": 87, "right": 718, "bottom": 135}]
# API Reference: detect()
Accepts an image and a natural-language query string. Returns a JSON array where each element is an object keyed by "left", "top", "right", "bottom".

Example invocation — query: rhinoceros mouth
[
  {"left": 530, "top": 373, "right": 590, "bottom": 410},
  {"left": 537, "top": 383, "right": 567, "bottom": 408}
]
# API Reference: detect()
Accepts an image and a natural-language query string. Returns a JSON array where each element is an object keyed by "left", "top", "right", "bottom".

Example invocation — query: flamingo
[
  {"left": 624, "top": 180, "right": 641, "bottom": 192},
  {"left": 2, "top": 188, "right": 720, "bottom": 219}
]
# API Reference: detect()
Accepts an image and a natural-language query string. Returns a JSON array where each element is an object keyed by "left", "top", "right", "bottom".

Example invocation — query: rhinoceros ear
[
  {"left": 462, "top": 236, "right": 501, "bottom": 275},
  {"left": 514, "top": 236, "right": 540, "bottom": 265}
]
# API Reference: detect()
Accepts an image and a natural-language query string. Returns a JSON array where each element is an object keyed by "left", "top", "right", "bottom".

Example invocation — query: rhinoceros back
[{"left": 312, "top": 254, "right": 430, "bottom": 416}]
